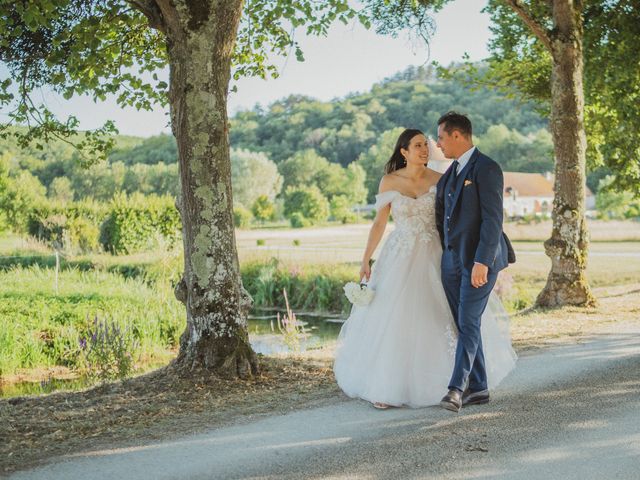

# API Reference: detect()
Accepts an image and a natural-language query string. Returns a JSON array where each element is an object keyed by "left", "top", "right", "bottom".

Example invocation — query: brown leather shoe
[
  {"left": 439, "top": 389, "right": 462, "bottom": 412},
  {"left": 462, "top": 388, "right": 490, "bottom": 407}
]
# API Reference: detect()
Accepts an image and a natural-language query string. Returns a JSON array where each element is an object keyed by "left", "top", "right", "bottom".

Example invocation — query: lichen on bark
[
  {"left": 536, "top": 0, "right": 596, "bottom": 309},
  {"left": 154, "top": 0, "right": 258, "bottom": 377}
]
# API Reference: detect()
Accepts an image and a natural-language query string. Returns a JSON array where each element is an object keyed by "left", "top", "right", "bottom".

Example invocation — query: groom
[{"left": 434, "top": 111, "right": 515, "bottom": 412}]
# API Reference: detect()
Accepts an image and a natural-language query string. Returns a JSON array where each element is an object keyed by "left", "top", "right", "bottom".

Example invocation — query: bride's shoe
[{"left": 373, "top": 402, "right": 391, "bottom": 409}]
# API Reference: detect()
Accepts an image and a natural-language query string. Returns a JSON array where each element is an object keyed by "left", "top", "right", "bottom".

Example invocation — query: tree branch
[
  {"left": 503, "top": 0, "right": 553, "bottom": 52},
  {"left": 127, "top": 0, "right": 166, "bottom": 33}
]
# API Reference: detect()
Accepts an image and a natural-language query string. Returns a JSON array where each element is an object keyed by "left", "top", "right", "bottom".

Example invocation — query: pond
[
  {"left": 248, "top": 311, "right": 344, "bottom": 355},
  {"left": 0, "top": 312, "right": 344, "bottom": 399}
]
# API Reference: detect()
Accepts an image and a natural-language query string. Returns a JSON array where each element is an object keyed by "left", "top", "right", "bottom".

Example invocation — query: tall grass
[
  {"left": 0, "top": 265, "right": 183, "bottom": 376},
  {"left": 242, "top": 258, "right": 355, "bottom": 314}
]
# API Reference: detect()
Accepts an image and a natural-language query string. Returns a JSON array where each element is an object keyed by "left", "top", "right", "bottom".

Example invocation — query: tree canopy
[
  {"left": 1, "top": 64, "right": 560, "bottom": 204},
  {"left": 478, "top": 0, "right": 640, "bottom": 194},
  {"left": 0, "top": 0, "right": 438, "bottom": 155}
]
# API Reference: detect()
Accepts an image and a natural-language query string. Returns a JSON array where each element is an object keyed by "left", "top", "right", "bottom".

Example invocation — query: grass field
[{"left": 1, "top": 219, "right": 639, "bottom": 390}]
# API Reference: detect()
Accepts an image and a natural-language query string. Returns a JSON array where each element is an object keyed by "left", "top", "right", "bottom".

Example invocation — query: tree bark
[
  {"left": 535, "top": 0, "right": 596, "bottom": 307},
  {"left": 150, "top": 0, "right": 258, "bottom": 376}
]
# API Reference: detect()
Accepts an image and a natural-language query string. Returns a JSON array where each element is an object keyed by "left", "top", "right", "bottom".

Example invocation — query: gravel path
[{"left": 10, "top": 331, "right": 640, "bottom": 480}]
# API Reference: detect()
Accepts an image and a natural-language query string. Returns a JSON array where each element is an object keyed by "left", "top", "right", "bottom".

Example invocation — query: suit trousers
[{"left": 441, "top": 248, "right": 498, "bottom": 392}]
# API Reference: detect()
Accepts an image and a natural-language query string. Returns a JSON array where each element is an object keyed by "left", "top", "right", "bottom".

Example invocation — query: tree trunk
[
  {"left": 154, "top": 0, "right": 258, "bottom": 376},
  {"left": 536, "top": 0, "right": 596, "bottom": 307}
]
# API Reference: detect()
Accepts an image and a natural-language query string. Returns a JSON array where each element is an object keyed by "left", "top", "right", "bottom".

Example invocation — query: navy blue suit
[{"left": 435, "top": 148, "right": 515, "bottom": 392}]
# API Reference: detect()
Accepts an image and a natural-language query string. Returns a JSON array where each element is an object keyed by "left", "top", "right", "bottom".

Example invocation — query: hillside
[{"left": 0, "top": 64, "right": 574, "bottom": 206}]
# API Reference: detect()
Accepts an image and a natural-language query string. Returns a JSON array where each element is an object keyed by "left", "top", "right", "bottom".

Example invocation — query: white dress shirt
[{"left": 456, "top": 146, "right": 476, "bottom": 175}]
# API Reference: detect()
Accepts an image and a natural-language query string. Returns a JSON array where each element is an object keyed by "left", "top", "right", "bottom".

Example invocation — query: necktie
[{"left": 451, "top": 160, "right": 459, "bottom": 180}]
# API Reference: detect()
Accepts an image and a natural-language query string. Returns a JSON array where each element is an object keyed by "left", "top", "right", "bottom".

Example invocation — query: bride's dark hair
[{"left": 384, "top": 128, "right": 425, "bottom": 174}]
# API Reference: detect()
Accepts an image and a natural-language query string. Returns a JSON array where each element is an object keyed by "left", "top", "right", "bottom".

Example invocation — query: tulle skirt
[{"left": 333, "top": 233, "right": 517, "bottom": 407}]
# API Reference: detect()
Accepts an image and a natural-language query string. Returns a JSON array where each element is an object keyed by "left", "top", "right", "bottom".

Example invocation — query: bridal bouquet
[{"left": 343, "top": 281, "right": 375, "bottom": 307}]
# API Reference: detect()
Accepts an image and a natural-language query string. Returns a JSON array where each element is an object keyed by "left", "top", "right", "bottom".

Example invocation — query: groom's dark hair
[{"left": 438, "top": 111, "right": 472, "bottom": 138}]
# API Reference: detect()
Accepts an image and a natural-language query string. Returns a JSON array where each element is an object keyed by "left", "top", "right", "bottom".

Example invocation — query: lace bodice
[{"left": 374, "top": 186, "right": 439, "bottom": 255}]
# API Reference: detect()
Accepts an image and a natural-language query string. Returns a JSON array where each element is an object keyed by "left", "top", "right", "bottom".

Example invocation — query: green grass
[
  {"left": 0, "top": 264, "right": 183, "bottom": 376},
  {"left": 2, "top": 225, "right": 640, "bottom": 379},
  {"left": 242, "top": 259, "right": 356, "bottom": 314}
]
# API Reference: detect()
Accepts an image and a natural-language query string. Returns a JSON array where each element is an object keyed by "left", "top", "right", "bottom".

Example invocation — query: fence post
[{"left": 55, "top": 250, "right": 59, "bottom": 295}]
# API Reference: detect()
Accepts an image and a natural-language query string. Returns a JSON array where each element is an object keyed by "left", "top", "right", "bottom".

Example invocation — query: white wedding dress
[{"left": 333, "top": 186, "right": 517, "bottom": 407}]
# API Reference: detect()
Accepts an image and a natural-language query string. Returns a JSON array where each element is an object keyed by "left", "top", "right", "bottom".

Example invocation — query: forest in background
[{"left": 0, "top": 64, "right": 628, "bottom": 250}]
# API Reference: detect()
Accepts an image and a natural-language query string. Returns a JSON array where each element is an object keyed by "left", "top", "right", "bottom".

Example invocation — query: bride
[{"left": 333, "top": 128, "right": 516, "bottom": 409}]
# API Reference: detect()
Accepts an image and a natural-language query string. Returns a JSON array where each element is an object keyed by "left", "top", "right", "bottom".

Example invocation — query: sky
[{"left": 23, "top": 0, "right": 492, "bottom": 138}]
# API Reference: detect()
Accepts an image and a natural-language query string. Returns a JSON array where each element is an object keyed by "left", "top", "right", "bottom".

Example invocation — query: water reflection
[{"left": 248, "top": 311, "right": 343, "bottom": 355}]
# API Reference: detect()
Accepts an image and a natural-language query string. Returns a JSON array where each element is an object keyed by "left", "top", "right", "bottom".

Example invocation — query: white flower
[{"left": 343, "top": 281, "right": 375, "bottom": 306}]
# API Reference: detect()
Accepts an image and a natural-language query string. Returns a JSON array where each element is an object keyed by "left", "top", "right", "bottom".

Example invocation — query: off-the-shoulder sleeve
[{"left": 374, "top": 190, "right": 398, "bottom": 212}]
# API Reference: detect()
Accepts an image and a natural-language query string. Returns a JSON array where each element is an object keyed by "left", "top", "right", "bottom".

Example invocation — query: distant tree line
[{"left": 0, "top": 65, "right": 628, "bottom": 233}]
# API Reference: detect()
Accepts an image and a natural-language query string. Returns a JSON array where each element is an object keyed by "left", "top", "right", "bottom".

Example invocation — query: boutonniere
[{"left": 464, "top": 180, "right": 473, "bottom": 186}]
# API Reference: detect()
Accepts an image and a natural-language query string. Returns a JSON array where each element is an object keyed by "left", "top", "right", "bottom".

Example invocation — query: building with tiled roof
[
  {"left": 430, "top": 153, "right": 596, "bottom": 218},
  {"left": 503, "top": 171, "right": 595, "bottom": 218}
]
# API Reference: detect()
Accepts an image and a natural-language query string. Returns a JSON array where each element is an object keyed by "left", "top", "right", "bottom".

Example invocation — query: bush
[
  {"left": 251, "top": 195, "right": 275, "bottom": 222},
  {"left": 330, "top": 195, "right": 357, "bottom": 224},
  {"left": 0, "top": 170, "right": 47, "bottom": 233},
  {"left": 78, "top": 315, "right": 139, "bottom": 381},
  {"left": 27, "top": 200, "right": 107, "bottom": 253},
  {"left": 233, "top": 206, "right": 253, "bottom": 228},
  {"left": 626, "top": 205, "right": 640, "bottom": 219},
  {"left": 289, "top": 212, "right": 311, "bottom": 228},
  {"left": 284, "top": 185, "right": 329, "bottom": 225},
  {"left": 100, "top": 194, "right": 181, "bottom": 254},
  {"left": 68, "top": 217, "right": 101, "bottom": 253}
]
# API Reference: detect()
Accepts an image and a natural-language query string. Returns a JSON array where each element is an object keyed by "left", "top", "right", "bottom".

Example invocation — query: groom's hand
[{"left": 471, "top": 262, "right": 489, "bottom": 288}]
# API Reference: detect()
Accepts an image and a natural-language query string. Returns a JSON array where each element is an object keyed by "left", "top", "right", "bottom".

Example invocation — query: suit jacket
[{"left": 435, "top": 148, "right": 515, "bottom": 273}]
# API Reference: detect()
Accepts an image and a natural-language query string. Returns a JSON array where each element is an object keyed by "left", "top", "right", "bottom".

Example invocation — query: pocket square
[{"left": 464, "top": 180, "right": 473, "bottom": 186}]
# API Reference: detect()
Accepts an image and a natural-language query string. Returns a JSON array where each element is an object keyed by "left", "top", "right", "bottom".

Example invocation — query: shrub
[
  {"left": 289, "top": 212, "right": 311, "bottom": 228},
  {"left": 330, "top": 195, "right": 357, "bottom": 224},
  {"left": 68, "top": 217, "right": 101, "bottom": 253},
  {"left": 233, "top": 206, "right": 253, "bottom": 228},
  {"left": 78, "top": 315, "right": 139, "bottom": 380},
  {"left": 0, "top": 170, "right": 47, "bottom": 233},
  {"left": 100, "top": 193, "right": 181, "bottom": 254},
  {"left": 284, "top": 185, "right": 329, "bottom": 225},
  {"left": 241, "top": 258, "right": 355, "bottom": 313},
  {"left": 251, "top": 195, "right": 275, "bottom": 222},
  {"left": 27, "top": 200, "right": 107, "bottom": 253}
]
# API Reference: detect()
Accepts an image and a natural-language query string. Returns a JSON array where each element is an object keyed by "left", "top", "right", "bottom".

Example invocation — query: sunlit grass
[
  {"left": 0, "top": 264, "right": 183, "bottom": 377},
  {"left": 1, "top": 223, "right": 639, "bottom": 380}
]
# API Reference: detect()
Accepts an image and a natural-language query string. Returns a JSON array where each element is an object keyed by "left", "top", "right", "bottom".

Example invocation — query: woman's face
[{"left": 402, "top": 134, "right": 429, "bottom": 166}]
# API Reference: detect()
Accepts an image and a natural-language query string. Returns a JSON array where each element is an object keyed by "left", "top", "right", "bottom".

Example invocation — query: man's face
[{"left": 436, "top": 124, "right": 455, "bottom": 159}]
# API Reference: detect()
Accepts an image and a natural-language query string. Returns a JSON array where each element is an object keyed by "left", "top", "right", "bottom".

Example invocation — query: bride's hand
[{"left": 359, "top": 262, "right": 371, "bottom": 282}]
